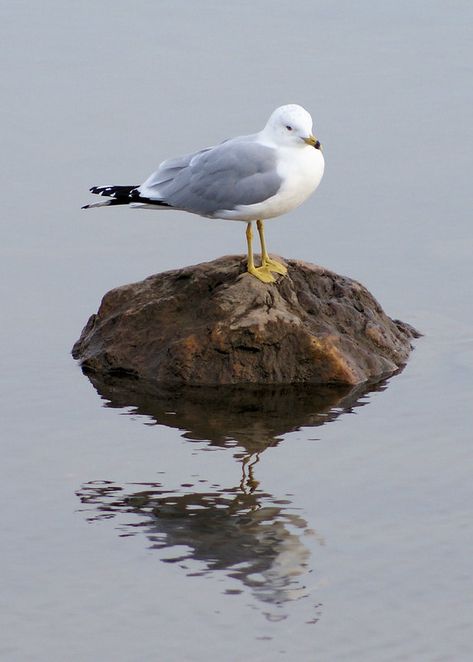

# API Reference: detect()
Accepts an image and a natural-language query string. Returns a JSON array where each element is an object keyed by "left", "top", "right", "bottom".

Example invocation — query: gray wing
[{"left": 138, "top": 139, "right": 282, "bottom": 216}]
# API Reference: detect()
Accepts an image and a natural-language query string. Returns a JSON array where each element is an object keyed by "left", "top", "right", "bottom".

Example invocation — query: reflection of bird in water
[
  {"left": 76, "top": 376, "right": 391, "bottom": 608},
  {"left": 240, "top": 452, "right": 261, "bottom": 492},
  {"left": 77, "top": 480, "right": 313, "bottom": 606}
]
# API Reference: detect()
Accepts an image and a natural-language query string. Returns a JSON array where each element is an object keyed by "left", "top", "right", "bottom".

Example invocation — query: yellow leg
[
  {"left": 246, "top": 222, "right": 275, "bottom": 283},
  {"left": 256, "top": 219, "right": 287, "bottom": 275}
]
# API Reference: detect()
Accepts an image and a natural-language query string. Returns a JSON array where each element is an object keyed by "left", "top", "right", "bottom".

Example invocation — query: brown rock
[{"left": 72, "top": 255, "right": 420, "bottom": 386}]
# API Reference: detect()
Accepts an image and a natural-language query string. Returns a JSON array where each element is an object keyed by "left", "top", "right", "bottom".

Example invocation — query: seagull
[{"left": 82, "top": 104, "right": 324, "bottom": 283}]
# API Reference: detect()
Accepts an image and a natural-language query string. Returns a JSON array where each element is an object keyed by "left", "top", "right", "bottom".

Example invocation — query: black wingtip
[{"left": 81, "top": 204, "right": 90, "bottom": 209}]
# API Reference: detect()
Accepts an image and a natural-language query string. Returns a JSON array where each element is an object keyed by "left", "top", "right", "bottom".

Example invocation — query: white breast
[
  {"left": 218, "top": 145, "right": 324, "bottom": 222},
  {"left": 272, "top": 145, "right": 325, "bottom": 216}
]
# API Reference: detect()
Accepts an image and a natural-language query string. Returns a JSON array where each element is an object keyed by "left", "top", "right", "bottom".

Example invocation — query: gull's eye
[{"left": 286, "top": 125, "right": 293, "bottom": 131}]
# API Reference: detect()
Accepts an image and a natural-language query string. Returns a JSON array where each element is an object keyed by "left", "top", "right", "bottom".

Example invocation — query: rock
[{"left": 72, "top": 255, "right": 420, "bottom": 386}]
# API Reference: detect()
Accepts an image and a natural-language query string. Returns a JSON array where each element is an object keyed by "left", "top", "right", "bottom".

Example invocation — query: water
[{"left": 2, "top": 1, "right": 472, "bottom": 660}]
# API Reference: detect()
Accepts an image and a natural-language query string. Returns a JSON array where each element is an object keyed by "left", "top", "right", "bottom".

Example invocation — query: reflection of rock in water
[
  {"left": 77, "top": 374, "right": 393, "bottom": 608},
  {"left": 84, "top": 370, "right": 388, "bottom": 453},
  {"left": 77, "top": 480, "right": 313, "bottom": 605}
]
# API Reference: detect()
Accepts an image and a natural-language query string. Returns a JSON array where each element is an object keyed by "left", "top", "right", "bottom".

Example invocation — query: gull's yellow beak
[{"left": 303, "top": 134, "right": 322, "bottom": 150}]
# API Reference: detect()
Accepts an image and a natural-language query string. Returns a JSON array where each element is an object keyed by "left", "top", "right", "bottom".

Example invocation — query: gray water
[{"left": 2, "top": 1, "right": 472, "bottom": 660}]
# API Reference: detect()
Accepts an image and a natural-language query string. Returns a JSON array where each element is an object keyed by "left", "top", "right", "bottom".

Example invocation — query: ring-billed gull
[{"left": 83, "top": 104, "right": 324, "bottom": 283}]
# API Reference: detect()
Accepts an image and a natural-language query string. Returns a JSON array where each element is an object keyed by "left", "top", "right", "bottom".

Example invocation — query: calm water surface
[{"left": 2, "top": 1, "right": 472, "bottom": 660}]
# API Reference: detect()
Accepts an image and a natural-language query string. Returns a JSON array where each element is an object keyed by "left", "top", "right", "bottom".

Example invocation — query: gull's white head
[{"left": 262, "top": 104, "right": 322, "bottom": 150}]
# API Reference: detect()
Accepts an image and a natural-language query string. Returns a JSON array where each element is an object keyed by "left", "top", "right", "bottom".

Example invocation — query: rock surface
[{"left": 72, "top": 255, "right": 420, "bottom": 386}]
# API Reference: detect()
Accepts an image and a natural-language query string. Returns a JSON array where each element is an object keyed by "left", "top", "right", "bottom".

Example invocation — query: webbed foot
[
  {"left": 262, "top": 256, "right": 288, "bottom": 276},
  {"left": 247, "top": 265, "right": 275, "bottom": 283}
]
